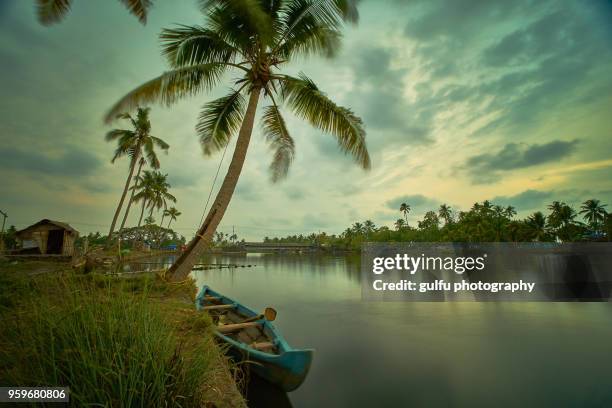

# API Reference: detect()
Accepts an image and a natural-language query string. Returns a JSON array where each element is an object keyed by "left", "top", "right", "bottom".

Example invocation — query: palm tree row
[
  {"left": 105, "top": 0, "right": 370, "bottom": 280},
  {"left": 266, "top": 198, "right": 610, "bottom": 247},
  {"left": 106, "top": 107, "right": 181, "bottom": 242}
]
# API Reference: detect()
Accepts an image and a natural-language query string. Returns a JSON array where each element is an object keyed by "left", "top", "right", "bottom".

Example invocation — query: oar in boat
[
  {"left": 241, "top": 307, "right": 277, "bottom": 323},
  {"left": 216, "top": 307, "right": 277, "bottom": 334}
]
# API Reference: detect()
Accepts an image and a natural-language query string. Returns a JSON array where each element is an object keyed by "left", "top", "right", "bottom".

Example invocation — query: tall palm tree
[
  {"left": 546, "top": 201, "right": 565, "bottom": 229},
  {"left": 36, "top": 0, "right": 153, "bottom": 25},
  {"left": 526, "top": 211, "right": 547, "bottom": 241},
  {"left": 438, "top": 204, "right": 452, "bottom": 225},
  {"left": 105, "top": 0, "right": 368, "bottom": 280},
  {"left": 579, "top": 199, "right": 607, "bottom": 231},
  {"left": 399, "top": 203, "right": 410, "bottom": 222},
  {"left": 394, "top": 218, "right": 405, "bottom": 231},
  {"left": 164, "top": 207, "right": 181, "bottom": 229},
  {"left": 146, "top": 172, "right": 176, "bottom": 219},
  {"left": 105, "top": 107, "right": 169, "bottom": 242},
  {"left": 504, "top": 205, "right": 517, "bottom": 218},
  {"left": 116, "top": 109, "right": 169, "bottom": 232},
  {"left": 133, "top": 170, "right": 163, "bottom": 227},
  {"left": 166, "top": 208, "right": 181, "bottom": 229}
]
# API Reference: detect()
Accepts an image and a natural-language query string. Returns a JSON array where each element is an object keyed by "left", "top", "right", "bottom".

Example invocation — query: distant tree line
[{"left": 263, "top": 199, "right": 610, "bottom": 249}]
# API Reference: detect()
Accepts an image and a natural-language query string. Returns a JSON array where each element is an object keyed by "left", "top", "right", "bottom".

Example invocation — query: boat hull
[{"left": 196, "top": 286, "right": 314, "bottom": 392}]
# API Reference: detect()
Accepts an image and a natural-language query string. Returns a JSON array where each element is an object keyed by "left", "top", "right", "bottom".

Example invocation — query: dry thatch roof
[{"left": 16, "top": 219, "right": 78, "bottom": 236}]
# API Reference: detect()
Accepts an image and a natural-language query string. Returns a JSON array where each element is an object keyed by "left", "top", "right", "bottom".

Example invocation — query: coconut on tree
[
  {"left": 105, "top": 0, "right": 369, "bottom": 280},
  {"left": 105, "top": 107, "right": 169, "bottom": 243}
]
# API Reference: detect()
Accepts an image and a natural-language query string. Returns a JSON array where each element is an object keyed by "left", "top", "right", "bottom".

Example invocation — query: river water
[{"left": 133, "top": 253, "right": 612, "bottom": 407}]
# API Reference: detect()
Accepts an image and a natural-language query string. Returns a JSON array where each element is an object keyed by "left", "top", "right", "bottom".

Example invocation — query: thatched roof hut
[{"left": 16, "top": 219, "right": 79, "bottom": 256}]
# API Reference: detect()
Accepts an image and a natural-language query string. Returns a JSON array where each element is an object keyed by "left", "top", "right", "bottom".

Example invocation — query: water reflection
[{"left": 128, "top": 253, "right": 612, "bottom": 407}]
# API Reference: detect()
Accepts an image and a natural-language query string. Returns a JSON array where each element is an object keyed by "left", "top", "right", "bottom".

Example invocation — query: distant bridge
[{"left": 241, "top": 242, "right": 322, "bottom": 252}]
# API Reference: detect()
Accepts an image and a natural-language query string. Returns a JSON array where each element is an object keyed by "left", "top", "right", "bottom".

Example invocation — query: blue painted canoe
[{"left": 196, "top": 286, "right": 314, "bottom": 392}]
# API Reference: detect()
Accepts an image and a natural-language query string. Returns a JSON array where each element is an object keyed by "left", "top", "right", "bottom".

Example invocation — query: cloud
[
  {"left": 285, "top": 187, "right": 305, "bottom": 201},
  {"left": 342, "top": 46, "right": 434, "bottom": 150},
  {"left": 403, "top": 0, "right": 533, "bottom": 42},
  {"left": 234, "top": 182, "right": 260, "bottom": 201},
  {"left": 464, "top": 140, "right": 579, "bottom": 183},
  {"left": 0, "top": 146, "right": 102, "bottom": 176},
  {"left": 385, "top": 194, "right": 440, "bottom": 213},
  {"left": 491, "top": 189, "right": 553, "bottom": 212},
  {"left": 491, "top": 188, "right": 612, "bottom": 215}
]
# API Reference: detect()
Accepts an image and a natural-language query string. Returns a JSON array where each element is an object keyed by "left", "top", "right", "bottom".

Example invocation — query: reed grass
[{"left": 0, "top": 265, "right": 242, "bottom": 407}]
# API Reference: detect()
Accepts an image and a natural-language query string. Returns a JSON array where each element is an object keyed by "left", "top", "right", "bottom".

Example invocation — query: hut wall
[{"left": 62, "top": 231, "right": 76, "bottom": 256}]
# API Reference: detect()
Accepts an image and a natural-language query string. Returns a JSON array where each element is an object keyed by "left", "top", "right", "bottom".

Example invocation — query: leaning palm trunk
[
  {"left": 119, "top": 158, "right": 144, "bottom": 232},
  {"left": 138, "top": 200, "right": 147, "bottom": 227},
  {"left": 167, "top": 88, "right": 261, "bottom": 280},
  {"left": 108, "top": 154, "right": 138, "bottom": 242}
]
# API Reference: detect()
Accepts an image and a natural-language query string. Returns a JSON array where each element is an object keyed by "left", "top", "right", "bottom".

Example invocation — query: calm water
[{"left": 135, "top": 253, "right": 612, "bottom": 407}]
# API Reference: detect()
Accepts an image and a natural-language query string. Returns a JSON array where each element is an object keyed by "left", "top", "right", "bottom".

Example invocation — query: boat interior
[{"left": 201, "top": 294, "right": 279, "bottom": 355}]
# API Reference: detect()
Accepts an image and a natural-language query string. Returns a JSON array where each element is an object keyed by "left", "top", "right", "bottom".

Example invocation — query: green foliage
[
  {"left": 265, "top": 198, "right": 609, "bottom": 249},
  {"left": 106, "top": 0, "right": 369, "bottom": 181},
  {"left": 1, "top": 225, "right": 17, "bottom": 250},
  {"left": 0, "top": 273, "right": 215, "bottom": 406},
  {"left": 36, "top": 0, "right": 153, "bottom": 26}
]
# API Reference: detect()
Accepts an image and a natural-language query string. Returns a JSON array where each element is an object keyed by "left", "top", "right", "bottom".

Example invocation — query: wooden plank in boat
[
  {"left": 203, "top": 304, "right": 235, "bottom": 311},
  {"left": 217, "top": 321, "right": 261, "bottom": 333},
  {"left": 251, "top": 342, "right": 274, "bottom": 350}
]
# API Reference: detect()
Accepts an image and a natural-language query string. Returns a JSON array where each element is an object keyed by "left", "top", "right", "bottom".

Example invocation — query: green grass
[{"left": 0, "top": 263, "right": 244, "bottom": 407}]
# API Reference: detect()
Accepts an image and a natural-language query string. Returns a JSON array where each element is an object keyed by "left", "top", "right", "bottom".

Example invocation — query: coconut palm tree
[
  {"left": 399, "top": 203, "right": 410, "bottom": 222},
  {"left": 579, "top": 199, "right": 607, "bottom": 231},
  {"left": 133, "top": 170, "right": 158, "bottom": 227},
  {"left": 105, "top": 107, "right": 169, "bottom": 242},
  {"left": 394, "top": 218, "right": 405, "bottom": 231},
  {"left": 438, "top": 204, "right": 452, "bottom": 225},
  {"left": 504, "top": 205, "right": 517, "bottom": 218},
  {"left": 115, "top": 108, "right": 169, "bottom": 233},
  {"left": 164, "top": 207, "right": 182, "bottom": 229},
  {"left": 526, "top": 211, "right": 547, "bottom": 241},
  {"left": 105, "top": 0, "right": 368, "bottom": 280},
  {"left": 146, "top": 172, "right": 176, "bottom": 219},
  {"left": 36, "top": 0, "right": 153, "bottom": 26}
]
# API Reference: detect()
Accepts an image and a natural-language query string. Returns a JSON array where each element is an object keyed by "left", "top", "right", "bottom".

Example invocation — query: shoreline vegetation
[
  {"left": 262, "top": 199, "right": 610, "bottom": 250},
  {"left": 0, "top": 260, "right": 245, "bottom": 407}
]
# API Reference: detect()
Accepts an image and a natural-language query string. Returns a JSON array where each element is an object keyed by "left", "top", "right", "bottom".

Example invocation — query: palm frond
[
  {"left": 150, "top": 136, "right": 170, "bottom": 151},
  {"left": 197, "top": 89, "right": 246, "bottom": 155},
  {"left": 275, "top": 0, "right": 358, "bottom": 51},
  {"left": 36, "top": 0, "right": 72, "bottom": 26},
  {"left": 104, "top": 63, "right": 228, "bottom": 123},
  {"left": 118, "top": 0, "right": 154, "bottom": 24},
  {"left": 202, "top": 0, "right": 274, "bottom": 50},
  {"left": 280, "top": 73, "right": 370, "bottom": 169},
  {"left": 143, "top": 138, "right": 161, "bottom": 169},
  {"left": 277, "top": 23, "right": 341, "bottom": 59},
  {"left": 105, "top": 129, "right": 134, "bottom": 142},
  {"left": 262, "top": 105, "right": 295, "bottom": 182},
  {"left": 160, "top": 25, "right": 240, "bottom": 67},
  {"left": 37, "top": 0, "right": 153, "bottom": 25}
]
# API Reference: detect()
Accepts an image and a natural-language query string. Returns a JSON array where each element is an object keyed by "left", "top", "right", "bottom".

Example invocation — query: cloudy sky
[{"left": 1, "top": 0, "right": 611, "bottom": 240}]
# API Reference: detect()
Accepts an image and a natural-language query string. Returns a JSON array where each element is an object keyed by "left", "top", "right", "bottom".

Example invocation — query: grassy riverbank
[{"left": 0, "top": 260, "right": 245, "bottom": 407}]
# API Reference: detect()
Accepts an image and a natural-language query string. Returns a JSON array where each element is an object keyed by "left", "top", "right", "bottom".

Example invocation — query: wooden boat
[{"left": 196, "top": 286, "right": 314, "bottom": 392}]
